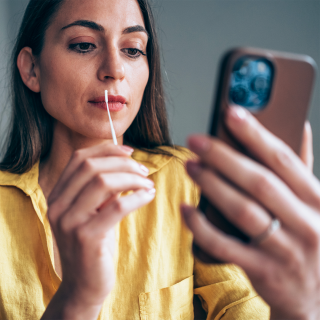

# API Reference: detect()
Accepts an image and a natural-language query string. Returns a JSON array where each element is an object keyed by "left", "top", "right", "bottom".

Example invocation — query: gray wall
[
  {"left": 156, "top": 0, "right": 320, "bottom": 177},
  {"left": 0, "top": 1, "right": 10, "bottom": 150},
  {"left": 0, "top": 0, "right": 319, "bottom": 178},
  {"left": 0, "top": 0, "right": 27, "bottom": 152}
]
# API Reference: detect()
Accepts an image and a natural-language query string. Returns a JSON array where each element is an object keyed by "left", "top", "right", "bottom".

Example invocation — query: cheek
[
  {"left": 38, "top": 54, "right": 91, "bottom": 118},
  {"left": 130, "top": 60, "right": 149, "bottom": 101}
]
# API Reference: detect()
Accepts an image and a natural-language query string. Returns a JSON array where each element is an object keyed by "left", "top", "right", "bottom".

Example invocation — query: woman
[{"left": 0, "top": 0, "right": 318, "bottom": 319}]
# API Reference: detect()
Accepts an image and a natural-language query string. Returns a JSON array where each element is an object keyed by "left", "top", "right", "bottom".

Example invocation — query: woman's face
[{"left": 36, "top": 0, "right": 149, "bottom": 143}]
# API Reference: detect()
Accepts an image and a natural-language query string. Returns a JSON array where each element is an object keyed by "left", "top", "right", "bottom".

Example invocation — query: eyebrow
[
  {"left": 123, "top": 25, "right": 149, "bottom": 38},
  {"left": 61, "top": 20, "right": 149, "bottom": 37},
  {"left": 61, "top": 20, "right": 104, "bottom": 32}
]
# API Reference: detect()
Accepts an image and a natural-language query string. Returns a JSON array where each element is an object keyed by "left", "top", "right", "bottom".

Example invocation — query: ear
[{"left": 17, "top": 47, "right": 41, "bottom": 93}]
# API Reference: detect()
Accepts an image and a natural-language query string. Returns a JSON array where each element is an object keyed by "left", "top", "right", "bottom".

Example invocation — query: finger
[
  {"left": 98, "top": 193, "right": 120, "bottom": 211},
  {"left": 221, "top": 106, "right": 320, "bottom": 209},
  {"left": 187, "top": 161, "right": 270, "bottom": 237},
  {"left": 53, "top": 173, "right": 154, "bottom": 229},
  {"left": 84, "top": 188, "right": 156, "bottom": 235},
  {"left": 187, "top": 137, "right": 313, "bottom": 239},
  {"left": 48, "top": 143, "right": 134, "bottom": 204},
  {"left": 181, "top": 205, "right": 291, "bottom": 302},
  {"left": 300, "top": 121, "right": 314, "bottom": 171},
  {"left": 186, "top": 162, "right": 295, "bottom": 260},
  {"left": 180, "top": 205, "right": 270, "bottom": 275},
  {"left": 49, "top": 157, "right": 149, "bottom": 215}
]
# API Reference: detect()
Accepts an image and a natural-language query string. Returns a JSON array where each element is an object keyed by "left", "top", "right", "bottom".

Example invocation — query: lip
[{"left": 89, "top": 95, "right": 126, "bottom": 112}]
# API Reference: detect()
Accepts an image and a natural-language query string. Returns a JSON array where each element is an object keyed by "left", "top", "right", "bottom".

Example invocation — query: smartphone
[{"left": 194, "top": 47, "right": 317, "bottom": 263}]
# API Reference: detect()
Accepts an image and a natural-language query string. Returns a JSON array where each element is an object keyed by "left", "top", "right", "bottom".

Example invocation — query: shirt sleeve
[{"left": 193, "top": 259, "right": 270, "bottom": 320}]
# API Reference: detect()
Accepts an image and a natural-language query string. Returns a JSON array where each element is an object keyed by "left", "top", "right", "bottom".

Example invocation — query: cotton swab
[{"left": 105, "top": 90, "right": 118, "bottom": 145}]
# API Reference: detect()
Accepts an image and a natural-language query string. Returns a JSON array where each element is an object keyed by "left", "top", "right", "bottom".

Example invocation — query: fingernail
[
  {"left": 147, "top": 188, "right": 156, "bottom": 195},
  {"left": 119, "top": 145, "right": 134, "bottom": 154},
  {"left": 186, "top": 161, "right": 202, "bottom": 176},
  {"left": 228, "top": 106, "right": 248, "bottom": 121},
  {"left": 139, "top": 164, "right": 149, "bottom": 175},
  {"left": 188, "top": 135, "right": 210, "bottom": 154},
  {"left": 228, "top": 106, "right": 247, "bottom": 122},
  {"left": 181, "top": 204, "right": 194, "bottom": 218}
]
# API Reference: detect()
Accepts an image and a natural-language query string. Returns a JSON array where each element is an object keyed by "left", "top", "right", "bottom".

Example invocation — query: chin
[{"left": 81, "top": 125, "right": 125, "bottom": 141}]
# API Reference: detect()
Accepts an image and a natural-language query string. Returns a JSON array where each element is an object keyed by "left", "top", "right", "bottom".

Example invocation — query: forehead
[{"left": 53, "top": 0, "right": 145, "bottom": 30}]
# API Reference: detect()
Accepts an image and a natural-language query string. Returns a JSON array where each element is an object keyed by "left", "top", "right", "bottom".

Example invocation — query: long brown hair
[{"left": 0, "top": 0, "right": 173, "bottom": 174}]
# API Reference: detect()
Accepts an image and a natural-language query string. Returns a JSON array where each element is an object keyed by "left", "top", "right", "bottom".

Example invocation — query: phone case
[{"left": 196, "top": 47, "right": 316, "bottom": 263}]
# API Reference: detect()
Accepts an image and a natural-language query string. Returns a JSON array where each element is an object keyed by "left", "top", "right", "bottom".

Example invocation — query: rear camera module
[
  {"left": 229, "top": 57, "right": 274, "bottom": 110},
  {"left": 251, "top": 76, "right": 269, "bottom": 94},
  {"left": 230, "top": 85, "right": 249, "bottom": 105}
]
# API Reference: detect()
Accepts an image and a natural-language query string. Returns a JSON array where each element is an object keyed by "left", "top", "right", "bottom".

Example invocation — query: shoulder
[
  {"left": 0, "top": 163, "right": 40, "bottom": 196},
  {"left": 0, "top": 171, "right": 34, "bottom": 221}
]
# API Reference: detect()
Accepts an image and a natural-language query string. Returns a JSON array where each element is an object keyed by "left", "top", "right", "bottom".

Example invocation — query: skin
[
  {"left": 19, "top": 0, "right": 150, "bottom": 196},
  {"left": 16, "top": 0, "right": 320, "bottom": 319},
  {"left": 182, "top": 107, "right": 320, "bottom": 320},
  {"left": 17, "top": 0, "right": 155, "bottom": 319}
]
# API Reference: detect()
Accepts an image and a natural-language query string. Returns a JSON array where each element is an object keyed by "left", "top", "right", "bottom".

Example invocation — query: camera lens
[
  {"left": 252, "top": 76, "right": 269, "bottom": 95},
  {"left": 230, "top": 85, "right": 249, "bottom": 105},
  {"left": 234, "top": 62, "right": 251, "bottom": 79}
]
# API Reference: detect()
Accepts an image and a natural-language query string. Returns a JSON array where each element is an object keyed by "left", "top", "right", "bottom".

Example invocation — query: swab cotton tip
[{"left": 105, "top": 90, "right": 118, "bottom": 145}]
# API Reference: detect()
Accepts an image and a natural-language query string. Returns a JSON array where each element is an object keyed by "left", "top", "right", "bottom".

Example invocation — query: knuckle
[
  {"left": 198, "top": 138, "right": 219, "bottom": 161},
  {"left": 132, "top": 160, "right": 141, "bottom": 172},
  {"left": 112, "top": 199, "right": 126, "bottom": 213},
  {"left": 94, "top": 174, "right": 109, "bottom": 189},
  {"left": 253, "top": 174, "right": 275, "bottom": 199},
  {"left": 285, "top": 250, "right": 305, "bottom": 280},
  {"left": 273, "top": 144, "right": 294, "bottom": 169},
  {"left": 72, "top": 149, "right": 84, "bottom": 161},
  {"left": 208, "top": 140, "right": 220, "bottom": 157},
  {"left": 123, "top": 157, "right": 132, "bottom": 166},
  {"left": 234, "top": 202, "right": 255, "bottom": 225},
  {"left": 75, "top": 226, "right": 91, "bottom": 245},
  {"left": 81, "top": 158, "right": 96, "bottom": 174},
  {"left": 122, "top": 158, "right": 137, "bottom": 171},
  {"left": 57, "top": 215, "right": 70, "bottom": 234}
]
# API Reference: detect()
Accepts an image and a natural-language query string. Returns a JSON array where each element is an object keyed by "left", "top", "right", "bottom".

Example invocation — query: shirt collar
[
  {"left": 0, "top": 162, "right": 40, "bottom": 196},
  {"left": 0, "top": 148, "right": 174, "bottom": 195},
  {"left": 131, "top": 147, "right": 173, "bottom": 176}
]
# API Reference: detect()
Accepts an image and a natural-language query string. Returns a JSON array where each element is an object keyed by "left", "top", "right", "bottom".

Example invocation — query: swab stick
[{"left": 105, "top": 90, "right": 118, "bottom": 145}]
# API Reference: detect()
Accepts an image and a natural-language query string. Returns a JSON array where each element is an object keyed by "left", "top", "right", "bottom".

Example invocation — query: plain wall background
[{"left": 0, "top": 0, "right": 319, "bottom": 177}]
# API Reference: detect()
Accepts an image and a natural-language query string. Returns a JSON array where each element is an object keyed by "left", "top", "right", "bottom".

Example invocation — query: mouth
[{"left": 89, "top": 95, "right": 126, "bottom": 112}]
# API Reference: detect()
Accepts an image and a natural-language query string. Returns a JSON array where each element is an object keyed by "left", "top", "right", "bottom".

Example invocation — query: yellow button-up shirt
[{"left": 0, "top": 147, "right": 269, "bottom": 320}]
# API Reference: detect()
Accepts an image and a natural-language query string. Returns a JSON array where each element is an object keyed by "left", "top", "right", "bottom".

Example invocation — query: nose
[{"left": 98, "top": 45, "right": 125, "bottom": 81}]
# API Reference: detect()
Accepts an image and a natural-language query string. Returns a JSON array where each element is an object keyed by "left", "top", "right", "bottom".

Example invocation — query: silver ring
[{"left": 251, "top": 218, "right": 281, "bottom": 245}]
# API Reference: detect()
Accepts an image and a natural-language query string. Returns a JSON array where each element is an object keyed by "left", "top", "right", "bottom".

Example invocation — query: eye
[
  {"left": 122, "top": 48, "right": 146, "bottom": 59},
  {"left": 69, "top": 42, "right": 96, "bottom": 54}
]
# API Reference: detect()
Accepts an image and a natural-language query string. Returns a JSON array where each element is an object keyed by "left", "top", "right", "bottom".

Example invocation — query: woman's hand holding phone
[
  {"left": 41, "top": 143, "right": 155, "bottom": 320},
  {"left": 181, "top": 107, "right": 320, "bottom": 320}
]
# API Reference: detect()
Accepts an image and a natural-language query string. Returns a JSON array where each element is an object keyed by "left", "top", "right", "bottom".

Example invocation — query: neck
[{"left": 39, "top": 122, "right": 123, "bottom": 199}]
